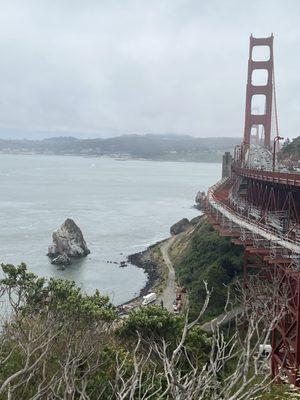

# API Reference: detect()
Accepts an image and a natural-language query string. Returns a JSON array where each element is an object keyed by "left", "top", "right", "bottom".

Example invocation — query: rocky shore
[
  {"left": 116, "top": 189, "right": 205, "bottom": 310},
  {"left": 122, "top": 214, "right": 204, "bottom": 308},
  {"left": 127, "top": 240, "right": 166, "bottom": 300}
]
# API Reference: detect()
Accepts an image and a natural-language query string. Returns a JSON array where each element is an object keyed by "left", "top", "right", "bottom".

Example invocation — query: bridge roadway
[
  {"left": 232, "top": 166, "right": 300, "bottom": 188},
  {"left": 207, "top": 175, "right": 300, "bottom": 254}
]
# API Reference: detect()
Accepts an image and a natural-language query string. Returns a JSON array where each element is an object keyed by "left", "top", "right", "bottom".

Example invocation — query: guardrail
[{"left": 232, "top": 166, "right": 300, "bottom": 187}]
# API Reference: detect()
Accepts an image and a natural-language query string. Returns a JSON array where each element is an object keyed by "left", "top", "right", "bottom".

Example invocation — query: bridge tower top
[{"left": 243, "top": 34, "right": 274, "bottom": 154}]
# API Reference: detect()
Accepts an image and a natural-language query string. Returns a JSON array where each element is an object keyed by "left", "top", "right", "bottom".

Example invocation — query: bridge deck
[
  {"left": 207, "top": 178, "right": 300, "bottom": 254},
  {"left": 233, "top": 166, "right": 300, "bottom": 187}
]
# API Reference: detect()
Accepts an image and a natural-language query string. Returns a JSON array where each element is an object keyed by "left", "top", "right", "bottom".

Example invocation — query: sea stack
[
  {"left": 48, "top": 218, "right": 90, "bottom": 265},
  {"left": 195, "top": 191, "right": 206, "bottom": 210}
]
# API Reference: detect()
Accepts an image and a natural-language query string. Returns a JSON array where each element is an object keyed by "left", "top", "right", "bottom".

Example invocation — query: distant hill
[
  {"left": 279, "top": 136, "right": 300, "bottom": 162},
  {"left": 0, "top": 134, "right": 241, "bottom": 162}
]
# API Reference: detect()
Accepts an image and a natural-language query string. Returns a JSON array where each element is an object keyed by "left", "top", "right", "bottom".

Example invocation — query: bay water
[{"left": 0, "top": 154, "right": 221, "bottom": 304}]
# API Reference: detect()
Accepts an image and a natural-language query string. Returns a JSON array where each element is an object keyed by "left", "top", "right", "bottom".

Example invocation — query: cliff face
[{"left": 48, "top": 219, "right": 90, "bottom": 265}]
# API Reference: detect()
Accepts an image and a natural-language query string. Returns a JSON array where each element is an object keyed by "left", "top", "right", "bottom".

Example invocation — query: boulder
[
  {"left": 48, "top": 219, "right": 90, "bottom": 263},
  {"left": 170, "top": 218, "right": 190, "bottom": 235}
]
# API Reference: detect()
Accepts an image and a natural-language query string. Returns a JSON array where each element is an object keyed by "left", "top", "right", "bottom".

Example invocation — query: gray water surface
[{"left": 0, "top": 154, "right": 221, "bottom": 304}]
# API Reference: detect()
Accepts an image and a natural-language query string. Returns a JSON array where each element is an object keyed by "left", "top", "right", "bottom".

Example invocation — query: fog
[{"left": 0, "top": 0, "right": 299, "bottom": 139}]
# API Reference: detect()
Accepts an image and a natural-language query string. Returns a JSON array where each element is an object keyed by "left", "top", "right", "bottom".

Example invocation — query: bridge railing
[
  {"left": 232, "top": 166, "right": 300, "bottom": 187},
  {"left": 207, "top": 178, "right": 300, "bottom": 252}
]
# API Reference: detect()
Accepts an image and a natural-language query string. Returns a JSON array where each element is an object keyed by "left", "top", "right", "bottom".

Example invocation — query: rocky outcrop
[
  {"left": 195, "top": 191, "right": 206, "bottom": 210},
  {"left": 48, "top": 218, "right": 90, "bottom": 265},
  {"left": 170, "top": 218, "right": 190, "bottom": 235}
]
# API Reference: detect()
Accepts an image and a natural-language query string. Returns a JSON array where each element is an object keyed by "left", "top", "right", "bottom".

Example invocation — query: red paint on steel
[
  {"left": 233, "top": 166, "right": 300, "bottom": 188},
  {"left": 206, "top": 178, "right": 300, "bottom": 385},
  {"left": 204, "top": 35, "right": 300, "bottom": 385},
  {"left": 243, "top": 35, "right": 274, "bottom": 154}
]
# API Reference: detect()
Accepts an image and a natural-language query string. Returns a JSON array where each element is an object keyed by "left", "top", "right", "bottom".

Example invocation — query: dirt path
[
  {"left": 158, "top": 235, "right": 179, "bottom": 312},
  {"left": 200, "top": 306, "right": 243, "bottom": 333},
  {"left": 155, "top": 228, "right": 242, "bottom": 326}
]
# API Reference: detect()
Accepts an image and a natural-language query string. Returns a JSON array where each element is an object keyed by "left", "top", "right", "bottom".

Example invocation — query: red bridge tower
[
  {"left": 243, "top": 34, "right": 274, "bottom": 153},
  {"left": 206, "top": 34, "right": 300, "bottom": 386}
]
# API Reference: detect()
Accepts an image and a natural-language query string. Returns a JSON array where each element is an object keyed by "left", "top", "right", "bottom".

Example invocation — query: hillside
[
  {"left": 0, "top": 134, "right": 240, "bottom": 162},
  {"left": 279, "top": 136, "right": 300, "bottom": 162},
  {"left": 169, "top": 217, "right": 244, "bottom": 320}
]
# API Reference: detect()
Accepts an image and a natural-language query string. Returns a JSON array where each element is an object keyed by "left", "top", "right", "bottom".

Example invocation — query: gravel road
[{"left": 158, "top": 235, "right": 179, "bottom": 312}]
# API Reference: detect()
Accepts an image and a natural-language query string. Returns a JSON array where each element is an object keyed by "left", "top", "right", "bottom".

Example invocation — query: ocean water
[{"left": 0, "top": 154, "right": 221, "bottom": 304}]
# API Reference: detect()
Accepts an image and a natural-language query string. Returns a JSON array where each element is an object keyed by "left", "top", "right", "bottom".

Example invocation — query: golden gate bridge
[{"left": 205, "top": 35, "right": 300, "bottom": 385}]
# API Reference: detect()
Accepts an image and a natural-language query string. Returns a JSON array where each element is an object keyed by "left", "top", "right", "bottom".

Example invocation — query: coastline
[
  {"left": 121, "top": 214, "right": 204, "bottom": 309},
  {"left": 121, "top": 238, "right": 169, "bottom": 307}
]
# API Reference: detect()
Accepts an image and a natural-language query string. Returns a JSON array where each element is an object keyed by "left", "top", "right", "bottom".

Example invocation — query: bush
[{"left": 119, "top": 305, "right": 183, "bottom": 339}]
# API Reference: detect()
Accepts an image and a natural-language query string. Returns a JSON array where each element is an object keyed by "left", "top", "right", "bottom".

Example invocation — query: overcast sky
[{"left": 0, "top": 0, "right": 299, "bottom": 139}]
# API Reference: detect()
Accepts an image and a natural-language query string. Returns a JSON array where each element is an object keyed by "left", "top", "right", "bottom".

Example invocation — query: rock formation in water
[
  {"left": 195, "top": 191, "right": 206, "bottom": 210},
  {"left": 170, "top": 218, "right": 191, "bottom": 235},
  {"left": 48, "top": 218, "right": 90, "bottom": 265}
]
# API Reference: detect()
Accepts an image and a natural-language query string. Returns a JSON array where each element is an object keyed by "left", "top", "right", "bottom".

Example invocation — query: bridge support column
[{"left": 243, "top": 35, "right": 274, "bottom": 156}]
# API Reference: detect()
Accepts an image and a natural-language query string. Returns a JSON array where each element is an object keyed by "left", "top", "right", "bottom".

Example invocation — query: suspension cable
[{"left": 272, "top": 65, "right": 280, "bottom": 138}]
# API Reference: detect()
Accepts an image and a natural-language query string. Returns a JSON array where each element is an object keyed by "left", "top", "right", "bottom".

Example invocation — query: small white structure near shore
[{"left": 142, "top": 292, "right": 157, "bottom": 306}]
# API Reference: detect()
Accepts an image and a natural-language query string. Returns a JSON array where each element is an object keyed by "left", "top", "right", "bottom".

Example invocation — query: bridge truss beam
[{"left": 206, "top": 176, "right": 300, "bottom": 385}]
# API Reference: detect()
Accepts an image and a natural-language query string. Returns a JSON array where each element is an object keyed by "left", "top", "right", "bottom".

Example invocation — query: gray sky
[{"left": 0, "top": 0, "right": 299, "bottom": 139}]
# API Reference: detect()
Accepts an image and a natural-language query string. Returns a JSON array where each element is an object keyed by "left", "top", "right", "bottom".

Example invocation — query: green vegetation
[
  {"left": 120, "top": 305, "right": 183, "bottom": 339},
  {"left": 279, "top": 136, "right": 300, "bottom": 162},
  {"left": 173, "top": 218, "right": 243, "bottom": 320},
  {"left": 0, "top": 261, "right": 290, "bottom": 398},
  {"left": 259, "top": 385, "right": 300, "bottom": 399},
  {"left": 1, "top": 263, "right": 116, "bottom": 322},
  {"left": 0, "top": 263, "right": 118, "bottom": 398},
  {"left": 0, "top": 263, "right": 213, "bottom": 399}
]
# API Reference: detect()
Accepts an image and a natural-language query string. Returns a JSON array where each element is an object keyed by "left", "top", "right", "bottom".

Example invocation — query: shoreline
[
  {"left": 121, "top": 214, "right": 204, "bottom": 309},
  {"left": 120, "top": 238, "right": 169, "bottom": 308}
]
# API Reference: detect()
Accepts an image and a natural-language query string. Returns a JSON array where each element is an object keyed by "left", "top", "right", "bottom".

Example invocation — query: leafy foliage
[
  {"left": 0, "top": 264, "right": 215, "bottom": 399},
  {"left": 279, "top": 136, "right": 300, "bottom": 161},
  {"left": 1, "top": 262, "right": 117, "bottom": 322},
  {"left": 174, "top": 219, "right": 243, "bottom": 320},
  {"left": 120, "top": 305, "right": 183, "bottom": 339},
  {"left": 0, "top": 262, "right": 283, "bottom": 399}
]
